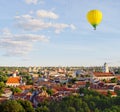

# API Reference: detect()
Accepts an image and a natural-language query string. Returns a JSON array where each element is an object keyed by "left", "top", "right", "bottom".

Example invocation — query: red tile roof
[
  {"left": 94, "top": 89, "right": 117, "bottom": 96},
  {"left": 116, "top": 76, "right": 120, "bottom": 80},
  {"left": 75, "top": 81, "right": 86, "bottom": 85},
  {"left": 6, "top": 76, "right": 20, "bottom": 84},
  {"left": 0, "top": 97, "right": 8, "bottom": 103},
  {"left": 93, "top": 72, "right": 114, "bottom": 77},
  {"left": 19, "top": 85, "right": 33, "bottom": 90}
]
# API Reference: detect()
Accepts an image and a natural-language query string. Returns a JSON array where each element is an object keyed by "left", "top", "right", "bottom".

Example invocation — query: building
[
  {"left": 102, "top": 62, "right": 109, "bottom": 73},
  {"left": 92, "top": 63, "right": 115, "bottom": 80},
  {"left": 92, "top": 72, "right": 115, "bottom": 80},
  {"left": 28, "top": 66, "right": 41, "bottom": 73},
  {"left": 6, "top": 71, "right": 22, "bottom": 87}
]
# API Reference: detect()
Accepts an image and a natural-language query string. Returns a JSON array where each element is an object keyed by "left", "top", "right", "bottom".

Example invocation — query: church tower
[
  {"left": 13, "top": 72, "right": 16, "bottom": 77},
  {"left": 103, "top": 62, "right": 109, "bottom": 73}
]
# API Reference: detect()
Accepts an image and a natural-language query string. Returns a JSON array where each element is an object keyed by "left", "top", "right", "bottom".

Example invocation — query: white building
[
  {"left": 6, "top": 72, "right": 23, "bottom": 87},
  {"left": 103, "top": 62, "right": 109, "bottom": 73},
  {"left": 92, "top": 63, "right": 115, "bottom": 81}
]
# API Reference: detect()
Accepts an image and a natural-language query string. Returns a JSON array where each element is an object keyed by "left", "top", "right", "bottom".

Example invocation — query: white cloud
[
  {"left": 15, "top": 10, "right": 76, "bottom": 33},
  {"left": 36, "top": 10, "right": 59, "bottom": 19},
  {"left": 15, "top": 14, "right": 32, "bottom": 20},
  {"left": 25, "top": 0, "right": 45, "bottom": 5},
  {"left": 70, "top": 24, "right": 76, "bottom": 30},
  {"left": 0, "top": 29, "right": 49, "bottom": 56},
  {"left": 1, "top": 28, "right": 11, "bottom": 35},
  {"left": 29, "top": 11, "right": 34, "bottom": 14},
  {"left": 39, "top": 0, "right": 45, "bottom": 4},
  {"left": 22, "top": 57, "right": 31, "bottom": 61},
  {"left": 25, "top": 0, "right": 38, "bottom": 4}
]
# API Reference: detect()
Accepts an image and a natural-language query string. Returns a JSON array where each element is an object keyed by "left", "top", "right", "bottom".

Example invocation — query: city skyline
[{"left": 0, "top": 0, "right": 120, "bottom": 66}]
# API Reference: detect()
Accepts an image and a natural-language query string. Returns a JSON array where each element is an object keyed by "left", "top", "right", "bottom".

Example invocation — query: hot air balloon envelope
[{"left": 87, "top": 9, "right": 102, "bottom": 30}]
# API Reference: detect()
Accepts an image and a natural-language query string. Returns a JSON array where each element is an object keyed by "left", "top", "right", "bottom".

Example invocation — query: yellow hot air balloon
[{"left": 87, "top": 9, "right": 102, "bottom": 30}]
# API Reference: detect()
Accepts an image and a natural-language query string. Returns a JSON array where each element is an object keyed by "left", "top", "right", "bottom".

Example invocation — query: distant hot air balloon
[{"left": 87, "top": 9, "right": 102, "bottom": 30}]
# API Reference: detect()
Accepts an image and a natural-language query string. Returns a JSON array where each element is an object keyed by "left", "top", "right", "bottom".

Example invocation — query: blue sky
[{"left": 0, "top": 0, "right": 120, "bottom": 67}]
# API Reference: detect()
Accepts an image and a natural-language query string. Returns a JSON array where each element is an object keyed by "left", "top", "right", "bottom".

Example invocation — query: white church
[
  {"left": 6, "top": 70, "right": 23, "bottom": 87},
  {"left": 92, "top": 63, "right": 115, "bottom": 80}
]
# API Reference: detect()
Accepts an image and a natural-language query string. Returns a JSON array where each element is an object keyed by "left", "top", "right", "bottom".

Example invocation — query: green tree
[
  {"left": 38, "top": 100, "right": 50, "bottom": 107},
  {"left": 84, "top": 107, "right": 90, "bottom": 112},
  {"left": 85, "top": 81, "right": 90, "bottom": 88},
  {"left": 35, "top": 106, "right": 50, "bottom": 112},
  {"left": 89, "top": 101, "right": 96, "bottom": 111},
  {"left": 107, "top": 91, "right": 112, "bottom": 97},
  {"left": 10, "top": 87, "right": 22, "bottom": 94},
  {"left": 17, "top": 100, "right": 35, "bottom": 112},
  {"left": 115, "top": 90, "right": 120, "bottom": 96},
  {"left": 0, "top": 100, "right": 25, "bottom": 112},
  {"left": 102, "top": 79, "right": 107, "bottom": 83},
  {"left": 19, "top": 72, "right": 29, "bottom": 76},
  {"left": 110, "top": 78, "right": 117, "bottom": 83},
  {"left": 41, "top": 86, "right": 47, "bottom": 91},
  {"left": 46, "top": 89, "right": 53, "bottom": 96},
  {"left": 0, "top": 81, "right": 5, "bottom": 89},
  {"left": 27, "top": 79, "right": 33, "bottom": 85},
  {"left": 67, "top": 107, "right": 76, "bottom": 112},
  {"left": 110, "top": 106, "right": 120, "bottom": 111},
  {"left": 95, "top": 108, "right": 100, "bottom": 112},
  {"left": 70, "top": 78, "right": 77, "bottom": 84},
  {"left": 0, "top": 82, "right": 5, "bottom": 95},
  {"left": 0, "top": 73, "right": 8, "bottom": 82}
]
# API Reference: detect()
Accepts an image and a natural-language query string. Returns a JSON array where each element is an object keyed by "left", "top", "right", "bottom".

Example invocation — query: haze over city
[{"left": 0, "top": 0, "right": 120, "bottom": 66}]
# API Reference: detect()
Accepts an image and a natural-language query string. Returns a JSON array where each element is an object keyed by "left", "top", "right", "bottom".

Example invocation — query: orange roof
[
  {"left": 19, "top": 85, "right": 33, "bottom": 90},
  {"left": 116, "top": 76, "right": 120, "bottom": 80},
  {"left": 6, "top": 76, "right": 20, "bottom": 83},
  {"left": 0, "top": 97, "right": 8, "bottom": 103},
  {"left": 94, "top": 89, "right": 117, "bottom": 96},
  {"left": 51, "top": 88, "right": 58, "bottom": 93},
  {"left": 93, "top": 72, "right": 114, "bottom": 77},
  {"left": 75, "top": 81, "right": 86, "bottom": 85}
]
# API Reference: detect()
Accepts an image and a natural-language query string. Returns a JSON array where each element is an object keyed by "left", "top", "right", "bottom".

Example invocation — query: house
[
  {"left": 1, "top": 88, "right": 12, "bottom": 99},
  {"left": 6, "top": 71, "right": 22, "bottom": 87},
  {"left": 0, "top": 96, "right": 8, "bottom": 103},
  {"left": 95, "top": 89, "right": 117, "bottom": 97},
  {"left": 92, "top": 72, "right": 115, "bottom": 80},
  {"left": 75, "top": 81, "right": 86, "bottom": 88},
  {"left": 13, "top": 92, "right": 32, "bottom": 100}
]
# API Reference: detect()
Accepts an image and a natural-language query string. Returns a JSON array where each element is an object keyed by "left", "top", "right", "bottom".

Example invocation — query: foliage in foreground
[{"left": 0, "top": 88, "right": 120, "bottom": 112}]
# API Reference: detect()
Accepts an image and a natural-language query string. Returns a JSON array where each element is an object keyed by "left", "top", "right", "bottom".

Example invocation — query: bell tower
[{"left": 103, "top": 62, "right": 109, "bottom": 73}]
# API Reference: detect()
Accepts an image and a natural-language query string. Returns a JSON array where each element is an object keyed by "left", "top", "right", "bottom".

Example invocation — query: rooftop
[{"left": 6, "top": 76, "right": 21, "bottom": 83}]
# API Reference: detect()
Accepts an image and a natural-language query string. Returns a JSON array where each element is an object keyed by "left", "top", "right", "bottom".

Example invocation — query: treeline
[
  {"left": 0, "top": 67, "right": 28, "bottom": 75},
  {"left": 48, "top": 88, "right": 120, "bottom": 112},
  {"left": 0, "top": 88, "right": 120, "bottom": 112},
  {"left": 0, "top": 99, "right": 34, "bottom": 112}
]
